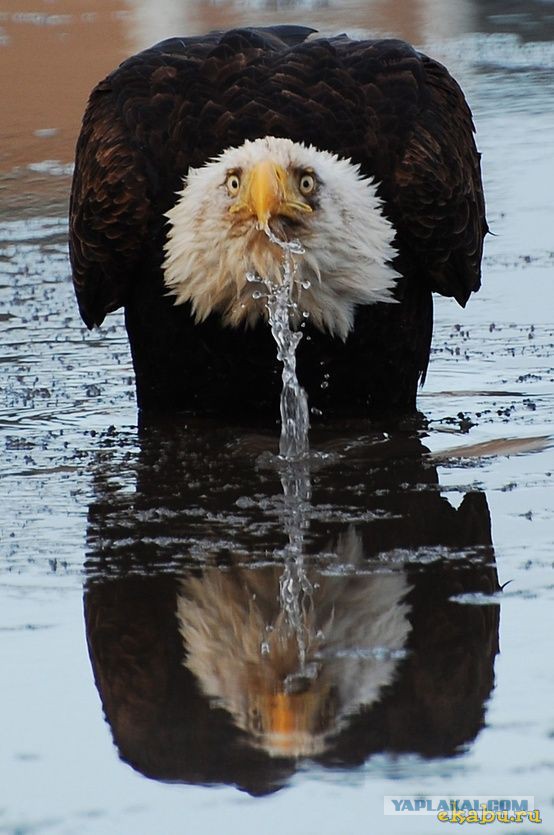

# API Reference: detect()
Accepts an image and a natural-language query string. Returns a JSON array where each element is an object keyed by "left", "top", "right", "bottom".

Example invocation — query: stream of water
[
  {"left": 248, "top": 230, "right": 310, "bottom": 460},
  {"left": 248, "top": 228, "right": 316, "bottom": 681}
]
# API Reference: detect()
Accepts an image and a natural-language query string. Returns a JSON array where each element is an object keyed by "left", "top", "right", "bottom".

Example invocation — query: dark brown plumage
[{"left": 69, "top": 26, "right": 487, "bottom": 415}]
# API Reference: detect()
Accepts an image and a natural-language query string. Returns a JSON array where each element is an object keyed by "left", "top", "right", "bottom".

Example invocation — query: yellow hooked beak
[
  {"left": 249, "top": 160, "right": 285, "bottom": 230},
  {"left": 230, "top": 161, "right": 313, "bottom": 229}
]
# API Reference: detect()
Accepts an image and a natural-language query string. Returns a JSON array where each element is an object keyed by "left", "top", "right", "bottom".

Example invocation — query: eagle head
[{"left": 163, "top": 136, "right": 398, "bottom": 340}]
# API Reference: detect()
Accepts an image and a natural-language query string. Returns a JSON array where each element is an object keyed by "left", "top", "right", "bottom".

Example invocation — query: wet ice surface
[{"left": 2, "top": 18, "right": 554, "bottom": 835}]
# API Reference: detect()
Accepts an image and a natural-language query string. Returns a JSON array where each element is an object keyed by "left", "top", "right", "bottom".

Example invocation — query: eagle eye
[
  {"left": 299, "top": 171, "right": 316, "bottom": 195},
  {"left": 226, "top": 172, "right": 241, "bottom": 196}
]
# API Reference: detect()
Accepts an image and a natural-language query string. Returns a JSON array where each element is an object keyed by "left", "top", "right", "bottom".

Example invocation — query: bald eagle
[{"left": 69, "top": 25, "right": 487, "bottom": 415}]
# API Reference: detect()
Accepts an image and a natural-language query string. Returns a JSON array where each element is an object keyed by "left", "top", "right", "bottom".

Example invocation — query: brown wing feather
[
  {"left": 392, "top": 54, "right": 487, "bottom": 305},
  {"left": 69, "top": 79, "right": 153, "bottom": 328}
]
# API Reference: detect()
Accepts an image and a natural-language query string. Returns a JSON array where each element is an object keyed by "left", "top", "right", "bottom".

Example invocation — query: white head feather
[{"left": 163, "top": 136, "right": 399, "bottom": 340}]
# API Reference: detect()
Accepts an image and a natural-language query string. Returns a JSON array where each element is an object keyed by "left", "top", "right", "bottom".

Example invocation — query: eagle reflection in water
[{"left": 84, "top": 420, "right": 499, "bottom": 795}]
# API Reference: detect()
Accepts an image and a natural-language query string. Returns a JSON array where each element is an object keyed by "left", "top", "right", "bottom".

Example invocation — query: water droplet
[
  {"left": 260, "top": 641, "right": 270, "bottom": 655},
  {"left": 321, "top": 381, "right": 329, "bottom": 390}
]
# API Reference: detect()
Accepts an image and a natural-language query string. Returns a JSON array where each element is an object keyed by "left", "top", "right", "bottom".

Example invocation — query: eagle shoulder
[
  {"left": 354, "top": 44, "right": 487, "bottom": 305},
  {"left": 405, "top": 54, "right": 487, "bottom": 305}
]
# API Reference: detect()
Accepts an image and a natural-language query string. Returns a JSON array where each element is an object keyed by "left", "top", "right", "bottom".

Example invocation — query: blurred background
[{"left": 1, "top": 0, "right": 553, "bottom": 215}]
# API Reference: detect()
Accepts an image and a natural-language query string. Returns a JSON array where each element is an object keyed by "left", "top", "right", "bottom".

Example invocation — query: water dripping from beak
[{"left": 247, "top": 226, "right": 310, "bottom": 460}]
